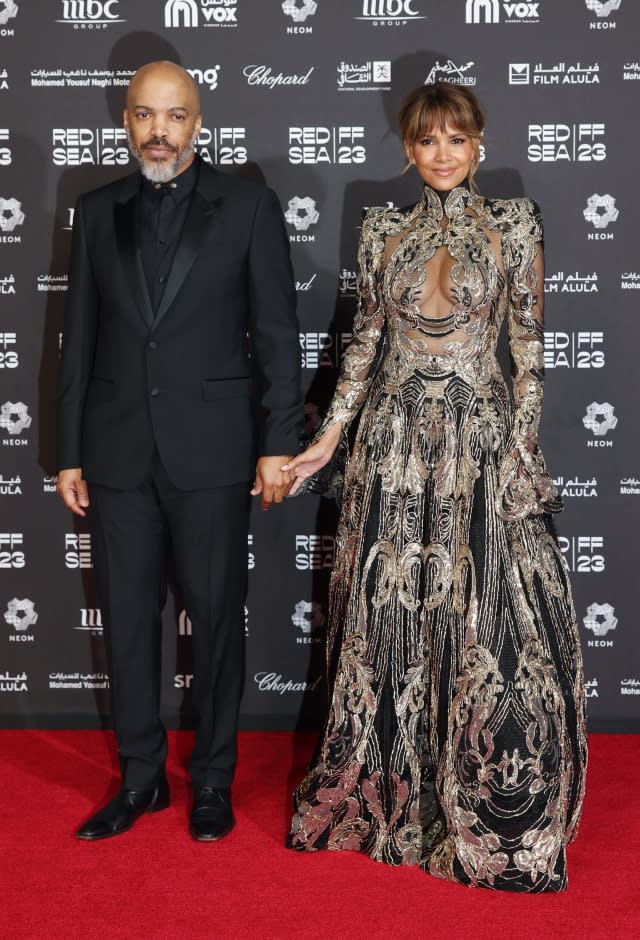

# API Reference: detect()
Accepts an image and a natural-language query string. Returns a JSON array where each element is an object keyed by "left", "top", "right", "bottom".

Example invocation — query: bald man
[{"left": 56, "top": 62, "right": 302, "bottom": 842}]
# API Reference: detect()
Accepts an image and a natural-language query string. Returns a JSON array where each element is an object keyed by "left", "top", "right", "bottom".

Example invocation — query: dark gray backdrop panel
[{"left": 0, "top": 0, "right": 638, "bottom": 731}]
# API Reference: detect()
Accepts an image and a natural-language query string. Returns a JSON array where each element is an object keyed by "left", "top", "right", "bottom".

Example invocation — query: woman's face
[{"left": 407, "top": 121, "right": 477, "bottom": 190}]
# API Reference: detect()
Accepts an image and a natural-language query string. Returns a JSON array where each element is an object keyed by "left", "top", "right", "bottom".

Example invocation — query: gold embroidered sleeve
[
  {"left": 322, "top": 210, "right": 386, "bottom": 431},
  {"left": 497, "top": 199, "right": 562, "bottom": 522}
]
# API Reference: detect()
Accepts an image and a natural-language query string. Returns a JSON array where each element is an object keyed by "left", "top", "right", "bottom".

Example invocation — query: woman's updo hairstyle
[{"left": 398, "top": 82, "right": 485, "bottom": 189}]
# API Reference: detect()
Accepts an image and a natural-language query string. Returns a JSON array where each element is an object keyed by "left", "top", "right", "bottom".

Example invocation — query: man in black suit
[{"left": 56, "top": 61, "right": 302, "bottom": 842}]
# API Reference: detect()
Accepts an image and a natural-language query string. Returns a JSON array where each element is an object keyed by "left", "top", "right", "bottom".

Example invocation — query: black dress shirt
[{"left": 138, "top": 157, "right": 199, "bottom": 312}]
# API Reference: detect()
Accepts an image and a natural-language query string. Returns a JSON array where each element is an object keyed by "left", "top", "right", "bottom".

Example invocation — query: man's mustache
[{"left": 142, "top": 138, "right": 178, "bottom": 153}]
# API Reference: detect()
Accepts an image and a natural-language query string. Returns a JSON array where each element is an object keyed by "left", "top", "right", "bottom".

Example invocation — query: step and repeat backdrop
[{"left": 0, "top": 0, "right": 638, "bottom": 731}]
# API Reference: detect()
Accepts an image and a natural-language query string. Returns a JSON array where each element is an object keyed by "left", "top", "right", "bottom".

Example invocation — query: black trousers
[{"left": 89, "top": 451, "right": 250, "bottom": 790}]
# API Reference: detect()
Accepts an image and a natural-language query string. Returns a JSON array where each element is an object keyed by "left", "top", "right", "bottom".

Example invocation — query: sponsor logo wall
[{"left": 0, "top": 0, "right": 638, "bottom": 731}]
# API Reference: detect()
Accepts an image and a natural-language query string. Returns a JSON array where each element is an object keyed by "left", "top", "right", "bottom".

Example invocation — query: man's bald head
[
  {"left": 126, "top": 61, "right": 200, "bottom": 114},
  {"left": 124, "top": 60, "right": 202, "bottom": 184}
]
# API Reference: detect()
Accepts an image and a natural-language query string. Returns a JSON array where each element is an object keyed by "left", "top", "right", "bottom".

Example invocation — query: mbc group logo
[
  {"left": 357, "top": 1, "right": 425, "bottom": 24},
  {"left": 57, "top": 0, "right": 125, "bottom": 28}
]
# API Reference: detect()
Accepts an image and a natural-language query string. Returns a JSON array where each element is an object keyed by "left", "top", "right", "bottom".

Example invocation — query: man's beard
[{"left": 126, "top": 130, "right": 197, "bottom": 183}]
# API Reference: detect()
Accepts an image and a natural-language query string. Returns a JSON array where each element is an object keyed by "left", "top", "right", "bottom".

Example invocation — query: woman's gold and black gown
[{"left": 288, "top": 184, "right": 587, "bottom": 892}]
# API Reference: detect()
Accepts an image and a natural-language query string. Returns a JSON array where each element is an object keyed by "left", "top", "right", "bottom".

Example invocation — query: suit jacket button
[
  {"left": 148, "top": 341, "right": 157, "bottom": 350},
  {"left": 150, "top": 387, "right": 160, "bottom": 397}
]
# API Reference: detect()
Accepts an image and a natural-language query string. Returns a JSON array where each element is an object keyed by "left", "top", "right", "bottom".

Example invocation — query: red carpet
[{"left": 0, "top": 731, "right": 636, "bottom": 939}]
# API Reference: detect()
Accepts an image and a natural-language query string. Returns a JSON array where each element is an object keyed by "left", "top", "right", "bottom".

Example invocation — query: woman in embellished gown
[{"left": 284, "top": 83, "right": 587, "bottom": 892}]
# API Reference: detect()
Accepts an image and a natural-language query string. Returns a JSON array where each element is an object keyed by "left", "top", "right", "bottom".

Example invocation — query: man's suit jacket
[{"left": 56, "top": 159, "right": 303, "bottom": 490}]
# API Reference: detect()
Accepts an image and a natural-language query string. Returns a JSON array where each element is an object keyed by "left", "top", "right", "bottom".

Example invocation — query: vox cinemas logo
[
  {"left": 357, "top": 1, "right": 425, "bottom": 25},
  {"left": 52, "top": 128, "right": 129, "bottom": 167},
  {"left": 64, "top": 533, "right": 92, "bottom": 569},
  {"left": 0, "top": 533, "right": 25, "bottom": 568},
  {"left": 558, "top": 536, "right": 604, "bottom": 573},
  {"left": 544, "top": 332, "right": 604, "bottom": 369},
  {"left": 195, "top": 127, "right": 246, "bottom": 165},
  {"left": 466, "top": 0, "right": 540, "bottom": 23},
  {"left": 527, "top": 123, "right": 606, "bottom": 162},
  {"left": 583, "top": 602, "right": 617, "bottom": 647},
  {"left": 164, "top": 0, "right": 238, "bottom": 29},
  {"left": 586, "top": 0, "right": 621, "bottom": 30},
  {"left": 300, "top": 331, "right": 352, "bottom": 369},
  {"left": 0, "top": 1, "right": 18, "bottom": 37},
  {"left": 57, "top": 0, "right": 125, "bottom": 29},
  {"left": 288, "top": 126, "right": 366, "bottom": 165},
  {"left": 295, "top": 535, "right": 335, "bottom": 570}
]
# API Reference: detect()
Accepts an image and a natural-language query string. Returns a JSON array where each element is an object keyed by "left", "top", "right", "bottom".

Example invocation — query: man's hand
[
  {"left": 251, "top": 456, "right": 295, "bottom": 510},
  {"left": 56, "top": 468, "right": 90, "bottom": 517}
]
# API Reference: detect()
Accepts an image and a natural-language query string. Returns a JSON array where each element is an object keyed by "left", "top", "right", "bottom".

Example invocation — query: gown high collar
[{"left": 422, "top": 179, "right": 474, "bottom": 218}]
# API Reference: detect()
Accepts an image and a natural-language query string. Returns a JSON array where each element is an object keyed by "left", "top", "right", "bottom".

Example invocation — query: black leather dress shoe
[
  {"left": 76, "top": 775, "right": 170, "bottom": 841},
  {"left": 189, "top": 787, "right": 235, "bottom": 842}
]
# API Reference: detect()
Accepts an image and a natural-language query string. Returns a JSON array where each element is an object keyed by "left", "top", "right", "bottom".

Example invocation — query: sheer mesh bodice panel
[{"left": 381, "top": 205, "right": 506, "bottom": 357}]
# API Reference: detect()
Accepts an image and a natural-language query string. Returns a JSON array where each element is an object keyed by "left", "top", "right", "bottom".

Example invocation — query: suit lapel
[
  {"left": 153, "top": 188, "right": 219, "bottom": 329},
  {"left": 113, "top": 174, "right": 155, "bottom": 329}
]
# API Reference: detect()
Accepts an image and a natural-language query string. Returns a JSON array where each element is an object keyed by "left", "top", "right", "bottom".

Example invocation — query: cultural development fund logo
[
  {"left": 0, "top": 197, "right": 24, "bottom": 241},
  {"left": 0, "top": 401, "right": 31, "bottom": 438},
  {"left": 583, "top": 602, "right": 617, "bottom": 647},
  {"left": 57, "top": 0, "right": 125, "bottom": 28},
  {"left": 583, "top": 402, "right": 617, "bottom": 446},
  {"left": 285, "top": 197, "right": 319, "bottom": 243},
  {"left": 357, "top": 1, "right": 425, "bottom": 25},
  {"left": 164, "top": 0, "right": 238, "bottom": 28},
  {"left": 466, "top": 0, "right": 540, "bottom": 23},
  {"left": 0, "top": 0, "right": 18, "bottom": 29},
  {"left": 337, "top": 61, "right": 391, "bottom": 91},
  {"left": 291, "top": 600, "right": 325, "bottom": 644},
  {"left": 584, "top": 194, "right": 618, "bottom": 240},
  {"left": 4, "top": 598, "right": 37, "bottom": 641}
]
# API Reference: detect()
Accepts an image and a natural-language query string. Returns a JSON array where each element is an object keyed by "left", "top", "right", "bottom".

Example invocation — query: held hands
[
  {"left": 56, "top": 468, "right": 90, "bottom": 517},
  {"left": 280, "top": 422, "right": 343, "bottom": 497},
  {"left": 251, "top": 456, "right": 296, "bottom": 510}
]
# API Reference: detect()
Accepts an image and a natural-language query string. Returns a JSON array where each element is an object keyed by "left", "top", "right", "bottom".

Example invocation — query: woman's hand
[{"left": 281, "top": 423, "right": 344, "bottom": 496}]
